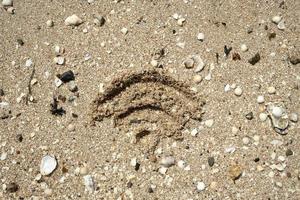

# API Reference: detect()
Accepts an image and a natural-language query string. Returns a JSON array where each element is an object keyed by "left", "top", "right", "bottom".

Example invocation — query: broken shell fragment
[{"left": 266, "top": 102, "right": 289, "bottom": 135}]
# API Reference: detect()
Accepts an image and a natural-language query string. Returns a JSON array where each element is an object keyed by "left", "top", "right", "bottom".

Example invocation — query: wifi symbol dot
[{"left": 91, "top": 69, "right": 205, "bottom": 153}]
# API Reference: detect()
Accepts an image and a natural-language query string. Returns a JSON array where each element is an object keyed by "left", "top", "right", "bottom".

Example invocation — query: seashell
[
  {"left": 266, "top": 102, "right": 289, "bottom": 134},
  {"left": 40, "top": 155, "right": 57, "bottom": 176}
]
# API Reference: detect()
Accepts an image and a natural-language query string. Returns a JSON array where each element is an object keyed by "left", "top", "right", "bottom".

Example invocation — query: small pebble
[
  {"left": 46, "top": 20, "right": 54, "bottom": 27},
  {"left": 234, "top": 87, "right": 243, "bottom": 96},
  {"left": 204, "top": 119, "right": 214, "bottom": 128},
  {"left": 25, "top": 59, "right": 33, "bottom": 67},
  {"left": 54, "top": 45, "right": 64, "bottom": 55},
  {"left": 240, "top": 44, "right": 248, "bottom": 52},
  {"left": 67, "top": 124, "right": 75, "bottom": 132},
  {"left": 267, "top": 86, "right": 276, "bottom": 94},
  {"left": 259, "top": 113, "right": 268, "bottom": 121},
  {"left": 121, "top": 27, "right": 128, "bottom": 34},
  {"left": 93, "top": 15, "right": 106, "bottom": 26},
  {"left": 224, "top": 84, "right": 230, "bottom": 92},
  {"left": 83, "top": 175, "right": 95, "bottom": 193},
  {"left": 208, "top": 157, "right": 215, "bottom": 167},
  {"left": 232, "top": 126, "right": 238, "bottom": 134},
  {"left": 160, "top": 156, "right": 175, "bottom": 168},
  {"left": 190, "top": 128, "right": 198, "bottom": 137},
  {"left": 177, "top": 160, "right": 186, "bottom": 168},
  {"left": 59, "top": 70, "right": 75, "bottom": 83},
  {"left": 193, "top": 75, "right": 202, "bottom": 84},
  {"left": 54, "top": 77, "right": 63, "bottom": 88},
  {"left": 277, "top": 20, "right": 286, "bottom": 30},
  {"left": 242, "top": 137, "right": 250, "bottom": 145},
  {"left": 285, "top": 149, "right": 293, "bottom": 156},
  {"left": 183, "top": 58, "right": 194, "bottom": 69},
  {"left": 65, "top": 14, "right": 83, "bottom": 26},
  {"left": 2, "top": 0, "right": 13, "bottom": 6},
  {"left": 68, "top": 81, "right": 78, "bottom": 92},
  {"left": 80, "top": 166, "right": 88, "bottom": 175},
  {"left": 177, "top": 18, "right": 185, "bottom": 26},
  {"left": 17, "top": 39, "right": 24, "bottom": 46},
  {"left": 150, "top": 59, "right": 158, "bottom": 67},
  {"left": 290, "top": 113, "right": 298, "bottom": 122},
  {"left": 197, "top": 33, "right": 205, "bottom": 41},
  {"left": 228, "top": 165, "right": 242, "bottom": 181},
  {"left": 272, "top": 16, "right": 282, "bottom": 24},
  {"left": 245, "top": 112, "right": 254, "bottom": 120},
  {"left": 54, "top": 56, "right": 65, "bottom": 65},
  {"left": 40, "top": 155, "right": 57, "bottom": 176},
  {"left": 272, "top": 106, "right": 283, "bottom": 118},
  {"left": 196, "top": 181, "right": 206, "bottom": 192},
  {"left": 248, "top": 53, "right": 260, "bottom": 65},
  {"left": 257, "top": 95, "right": 265, "bottom": 104}
]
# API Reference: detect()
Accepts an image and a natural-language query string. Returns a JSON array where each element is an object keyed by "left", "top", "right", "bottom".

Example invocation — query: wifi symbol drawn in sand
[{"left": 91, "top": 69, "right": 205, "bottom": 153}]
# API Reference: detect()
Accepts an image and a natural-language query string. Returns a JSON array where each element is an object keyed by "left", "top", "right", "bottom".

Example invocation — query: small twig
[{"left": 25, "top": 66, "right": 35, "bottom": 105}]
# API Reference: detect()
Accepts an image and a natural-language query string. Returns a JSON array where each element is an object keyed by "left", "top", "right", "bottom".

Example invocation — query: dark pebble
[
  {"left": 0, "top": 89, "right": 4, "bottom": 96},
  {"left": 248, "top": 53, "right": 261, "bottom": 65},
  {"left": 224, "top": 45, "right": 232, "bottom": 57},
  {"left": 208, "top": 157, "right": 215, "bottom": 167},
  {"left": 127, "top": 181, "right": 133, "bottom": 188},
  {"left": 245, "top": 112, "right": 254, "bottom": 120},
  {"left": 6, "top": 182, "right": 19, "bottom": 193},
  {"left": 58, "top": 70, "right": 75, "bottom": 83},
  {"left": 17, "top": 39, "right": 24, "bottom": 46},
  {"left": 16, "top": 134, "right": 23, "bottom": 142},
  {"left": 232, "top": 52, "right": 241, "bottom": 61},
  {"left": 289, "top": 55, "right": 300, "bottom": 65},
  {"left": 286, "top": 149, "right": 293, "bottom": 156},
  {"left": 148, "top": 187, "right": 154, "bottom": 193},
  {"left": 268, "top": 32, "right": 276, "bottom": 40},
  {"left": 134, "top": 162, "right": 140, "bottom": 171},
  {"left": 254, "top": 157, "right": 260, "bottom": 162}
]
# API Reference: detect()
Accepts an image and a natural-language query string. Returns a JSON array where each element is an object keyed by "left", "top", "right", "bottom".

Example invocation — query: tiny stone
[
  {"left": 228, "top": 165, "right": 242, "bottom": 181},
  {"left": 240, "top": 44, "right": 248, "bottom": 52},
  {"left": 257, "top": 95, "right": 265, "bottom": 104},
  {"left": 83, "top": 175, "right": 95, "bottom": 193},
  {"left": 234, "top": 87, "right": 243, "bottom": 96},
  {"left": 17, "top": 39, "right": 24, "bottom": 46},
  {"left": 190, "top": 128, "right": 198, "bottom": 137},
  {"left": 197, "top": 33, "right": 205, "bottom": 41},
  {"left": 46, "top": 20, "right": 54, "bottom": 27},
  {"left": 272, "top": 106, "right": 283, "bottom": 118},
  {"left": 204, "top": 119, "right": 214, "bottom": 128},
  {"left": 54, "top": 77, "right": 63, "bottom": 88},
  {"left": 285, "top": 149, "right": 293, "bottom": 156},
  {"left": 160, "top": 156, "right": 175, "bottom": 168},
  {"left": 245, "top": 112, "right": 254, "bottom": 120},
  {"left": 94, "top": 15, "right": 106, "bottom": 26},
  {"left": 25, "top": 59, "right": 33, "bottom": 67},
  {"left": 232, "top": 126, "right": 238, "bottom": 134},
  {"left": 54, "top": 56, "right": 65, "bottom": 65},
  {"left": 16, "top": 134, "right": 23, "bottom": 142},
  {"left": 80, "top": 166, "right": 88, "bottom": 175},
  {"left": 67, "top": 124, "right": 75, "bottom": 132},
  {"left": 259, "top": 113, "right": 268, "bottom": 121},
  {"left": 158, "top": 167, "right": 168, "bottom": 174},
  {"left": 193, "top": 75, "right": 202, "bottom": 84},
  {"left": 150, "top": 59, "right": 158, "bottom": 67},
  {"left": 275, "top": 182, "right": 283, "bottom": 188},
  {"left": 208, "top": 157, "right": 215, "bottom": 167},
  {"left": 177, "top": 160, "right": 186, "bottom": 168},
  {"left": 0, "top": 88, "right": 4, "bottom": 96},
  {"left": 40, "top": 155, "right": 57, "bottom": 176},
  {"left": 6, "top": 183, "right": 19, "bottom": 193},
  {"left": 59, "top": 70, "right": 75, "bottom": 83},
  {"left": 183, "top": 58, "right": 194, "bottom": 69},
  {"left": 121, "top": 27, "right": 128, "bottom": 34},
  {"left": 65, "top": 14, "right": 83, "bottom": 26},
  {"left": 242, "top": 137, "right": 250, "bottom": 145},
  {"left": 272, "top": 16, "right": 282, "bottom": 24},
  {"left": 278, "top": 156, "right": 285, "bottom": 162},
  {"left": 196, "top": 182, "right": 205, "bottom": 192},
  {"left": 277, "top": 20, "right": 286, "bottom": 30},
  {"left": 2, "top": 0, "right": 13, "bottom": 6},
  {"left": 248, "top": 53, "right": 260, "bottom": 65},
  {"left": 172, "top": 13, "right": 179, "bottom": 20},
  {"left": 290, "top": 113, "right": 298, "bottom": 122},
  {"left": 177, "top": 18, "right": 185, "bottom": 26},
  {"left": 267, "top": 86, "right": 276, "bottom": 94},
  {"left": 54, "top": 45, "right": 64, "bottom": 55},
  {"left": 68, "top": 81, "right": 78, "bottom": 92}
]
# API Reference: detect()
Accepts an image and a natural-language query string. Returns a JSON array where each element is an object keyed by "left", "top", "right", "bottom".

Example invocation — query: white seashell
[
  {"left": 266, "top": 102, "right": 289, "bottom": 134},
  {"left": 40, "top": 155, "right": 57, "bottom": 176},
  {"left": 83, "top": 175, "right": 95, "bottom": 193}
]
